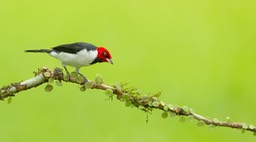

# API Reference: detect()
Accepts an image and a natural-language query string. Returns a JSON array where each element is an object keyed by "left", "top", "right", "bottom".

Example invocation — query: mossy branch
[{"left": 1, "top": 67, "right": 256, "bottom": 135}]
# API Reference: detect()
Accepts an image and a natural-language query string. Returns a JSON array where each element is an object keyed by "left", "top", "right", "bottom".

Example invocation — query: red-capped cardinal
[{"left": 25, "top": 42, "right": 113, "bottom": 82}]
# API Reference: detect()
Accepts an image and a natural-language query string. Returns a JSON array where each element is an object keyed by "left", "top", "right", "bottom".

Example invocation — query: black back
[{"left": 52, "top": 42, "right": 97, "bottom": 54}]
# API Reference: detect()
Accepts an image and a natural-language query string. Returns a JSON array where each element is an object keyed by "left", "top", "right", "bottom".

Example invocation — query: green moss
[
  {"left": 197, "top": 121, "right": 205, "bottom": 127},
  {"left": 152, "top": 101, "right": 160, "bottom": 107},
  {"left": 242, "top": 123, "right": 248, "bottom": 129},
  {"left": 43, "top": 71, "right": 51, "bottom": 78},
  {"left": 80, "top": 86, "right": 86, "bottom": 92},
  {"left": 44, "top": 84, "right": 53, "bottom": 92},
  {"left": 95, "top": 74, "right": 103, "bottom": 85},
  {"left": 84, "top": 81, "right": 93, "bottom": 89},
  {"left": 105, "top": 89, "right": 113, "bottom": 96},
  {"left": 161, "top": 112, "right": 168, "bottom": 118},
  {"left": 179, "top": 116, "right": 186, "bottom": 122},
  {"left": 55, "top": 80, "right": 63, "bottom": 87},
  {"left": 7, "top": 97, "right": 12, "bottom": 104},
  {"left": 48, "top": 78, "right": 54, "bottom": 84},
  {"left": 213, "top": 118, "right": 219, "bottom": 123}
]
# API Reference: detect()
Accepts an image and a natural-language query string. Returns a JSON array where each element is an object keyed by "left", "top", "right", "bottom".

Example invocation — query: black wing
[{"left": 52, "top": 42, "right": 97, "bottom": 54}]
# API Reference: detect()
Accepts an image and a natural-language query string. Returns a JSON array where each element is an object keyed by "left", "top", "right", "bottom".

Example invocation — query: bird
[{"left": 25, "top": 42, "right": 113, "bottom": 82}]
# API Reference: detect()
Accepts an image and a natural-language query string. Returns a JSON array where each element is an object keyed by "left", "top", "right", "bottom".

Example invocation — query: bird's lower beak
[{"left": 106, "top": 58, "right": 113, "bottom": 64}]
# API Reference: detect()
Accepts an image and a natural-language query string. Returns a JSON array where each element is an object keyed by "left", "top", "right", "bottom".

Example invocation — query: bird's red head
[{"left": 96, "top": 47, "right": 113, "bottom": 64}]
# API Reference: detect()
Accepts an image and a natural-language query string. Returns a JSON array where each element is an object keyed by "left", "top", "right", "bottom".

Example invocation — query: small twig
[{"left": 0, "top": 67, "right": 255, "bottom": 134}]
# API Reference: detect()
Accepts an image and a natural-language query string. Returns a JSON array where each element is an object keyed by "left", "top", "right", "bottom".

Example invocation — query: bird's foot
[
  {"left": 77, "top": 74, "right": 88, "bottom": 84},
  {"left": 69, "top": 71, "right": 88, "bottom": 84},
  {"left": 64, "top": 73, "right": 71, "bottom": 81}
]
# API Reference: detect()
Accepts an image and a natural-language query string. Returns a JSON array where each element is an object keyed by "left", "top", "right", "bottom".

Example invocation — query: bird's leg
[
  {"left": 75, "top": 67, "right": 88, "bottom": 83},
  {"left": 62, "top": 63, "right": 71, "bottom": 80}
]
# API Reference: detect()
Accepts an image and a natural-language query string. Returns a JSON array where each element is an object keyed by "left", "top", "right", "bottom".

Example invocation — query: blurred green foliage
[{"left": 0, "top": 0, "right": 256, "bottom": 141}]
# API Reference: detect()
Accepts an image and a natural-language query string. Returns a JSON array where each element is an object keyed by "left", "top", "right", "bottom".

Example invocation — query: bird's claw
[
  {"left": 78, "top": 74, "right": 88, "bottom": 84},
  {"left": 63, "top": 73, "right": 71, "bottom": 81}
]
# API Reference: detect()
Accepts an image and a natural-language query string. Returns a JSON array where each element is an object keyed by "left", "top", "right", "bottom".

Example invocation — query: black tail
[{"left": 25, "top": 49, "right": 52, "bottom": 53}]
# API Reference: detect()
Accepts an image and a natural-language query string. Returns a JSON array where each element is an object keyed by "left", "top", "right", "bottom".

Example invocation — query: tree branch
[{"left": 1, "top": 67, "right": 255, "bottom": 134}]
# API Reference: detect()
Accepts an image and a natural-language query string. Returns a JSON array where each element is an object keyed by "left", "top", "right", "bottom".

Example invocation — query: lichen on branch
[{"left": 0, "top": 67, "right": 256, "bottom": 135}]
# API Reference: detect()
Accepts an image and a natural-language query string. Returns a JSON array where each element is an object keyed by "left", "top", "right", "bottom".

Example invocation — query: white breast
[{"left": 49, "top": 50, "right": 98, "bottom": 68}]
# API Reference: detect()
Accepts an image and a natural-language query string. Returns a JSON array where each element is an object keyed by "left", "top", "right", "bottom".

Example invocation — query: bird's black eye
[{"left": 103, "top": 52, "right": 108, "bottom": 57}]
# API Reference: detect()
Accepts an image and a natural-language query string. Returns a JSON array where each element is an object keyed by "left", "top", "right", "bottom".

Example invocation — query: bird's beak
[{"left": 106, "top": 58, "right": 113, "bottom": 64}]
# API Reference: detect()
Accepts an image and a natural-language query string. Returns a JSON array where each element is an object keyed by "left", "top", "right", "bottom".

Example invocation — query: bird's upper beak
[{"left": 106, "top": 58, "right": 113, "bottom": 64}]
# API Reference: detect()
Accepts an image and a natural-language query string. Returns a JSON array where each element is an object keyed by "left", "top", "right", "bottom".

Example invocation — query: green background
[{"left": 0, "top": 0, "right": 256, "bottom": 141}]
